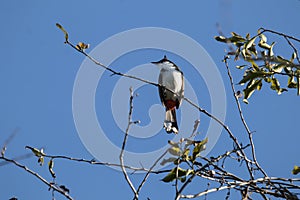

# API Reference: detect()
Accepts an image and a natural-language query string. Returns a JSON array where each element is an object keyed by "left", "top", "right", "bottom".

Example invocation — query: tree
[{"left": 1, "top": 24, "right": 300, "bottom": 200}]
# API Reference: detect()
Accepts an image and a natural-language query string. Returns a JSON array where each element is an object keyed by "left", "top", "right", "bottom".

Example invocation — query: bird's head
[{"left": 151, "top": 55, "right": 177, "bottom": 70}]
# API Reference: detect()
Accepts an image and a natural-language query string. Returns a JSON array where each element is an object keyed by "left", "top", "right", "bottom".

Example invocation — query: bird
[{"left": 151, "top": 55, "right": 184, "bottom": 134}]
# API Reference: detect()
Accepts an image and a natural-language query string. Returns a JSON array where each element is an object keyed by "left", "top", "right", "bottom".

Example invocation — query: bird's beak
[{"left": 151, "top": 61, "right": 159, "bottom": 64}]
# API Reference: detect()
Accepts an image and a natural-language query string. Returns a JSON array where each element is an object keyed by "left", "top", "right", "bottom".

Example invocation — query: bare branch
[
  {"left": 284, "top": 36, "right": 300, "bottom": 64},
  {"left": 179, "top": 177, "right": 300, "bottom": 199},
  {"left": 259, "top": 28, "right": 300, "bottom": 43},
  {"left": 119, "top": 87, "right": 138, "bottom": 199},
  {"left": 23, "top": 145, "right": 172, "bottom": 175},
  {"left": 223, "top": 56, "right": 267, "bottom": 177},
  {"left": 0, "top": 153, "right": 32, "bottom": 167},
  {"left": 136, "top": 150, "right": 168, "bottom": 196},
  {"left": 0, "top": 156, "right": 73, "bottom": 200},
  {"left": 183, "top": 96, "right": 254, "bottom": 179}
]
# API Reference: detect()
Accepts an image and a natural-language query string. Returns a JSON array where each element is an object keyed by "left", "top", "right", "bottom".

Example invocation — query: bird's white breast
[{"left": 160, "top": 68, "right": 183, "bottom": 93}]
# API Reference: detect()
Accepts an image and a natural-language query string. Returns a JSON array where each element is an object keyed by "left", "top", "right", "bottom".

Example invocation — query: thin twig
[
  {"left": 183, "top": 97, "right": 254, "bottom": 179},
  {"left": 179, "top": 176, "right": 300, "bottom": 199},
  {"left": 66, "top": 41, "right": 159, "bottom": 87},
  {"left": 0, "top": 156, "right": 73, "bottom": 200},
  {"left": 259, "top": 28, "right": 300, "bottom": 43},
  {"left": 136, "top": 150, "right": 168, "bottom": 196},
  {"left": 175, "top": 161, "right": 180, "bottom": 197},
  {"left": 24, "top": 145, "right": 172, "bottom": 174},
  {"left": 223, "top": 56, "right": 268, "bottom": 177},
  {"left": 284, "top": 36, "right": 300, "bottom": 64},
  {"left": 0, "top": 153, "right": 32, "bottom": 167},
  {"left": 119, "top": 87, "right": 138, "bottom": 199},
  {"left": 175, "top": 159, "right": 217, "bottom": 200}
]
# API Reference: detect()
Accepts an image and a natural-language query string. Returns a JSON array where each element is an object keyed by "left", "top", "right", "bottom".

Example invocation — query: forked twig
[
  {"left": 0, "top": 156, "right": 73, "bottom": 200},
  {"left": 119, "top": 87, "right": 138, "bottom": 199}
]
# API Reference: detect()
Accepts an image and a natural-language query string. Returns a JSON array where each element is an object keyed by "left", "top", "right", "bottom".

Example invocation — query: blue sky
[{"left": 1, "top": 1, "right": 300, "bottom": 199}]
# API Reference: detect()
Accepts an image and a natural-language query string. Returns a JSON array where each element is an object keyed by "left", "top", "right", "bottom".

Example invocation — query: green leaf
[
  {"left": 259, "top": 34, "right": 267, "bottom": 43},
  {"left": 168, "top": 140, "right": 179, "bottom": 148},
  {"left": 291, "top": 52, "right": 297, "bottom": 62},
  {"left": 257, "top": 80, "right": 263, "bottom": 90},
  {"left": 184, "top": 139, "right": 194, "bottom": 148},
  {"left": 236, "top": 65, "right": 247, "bottom": 69},
  {"left": 161, "top": 167, "right": 189, "bottom": 183},
  {"left": 183, "top": 148, "right": 190, "bottom": 157},
  {"left": 231, "top": 32, "right": 240, "bottom": 37},
  {"left": 264, "top": 77, "right": 272, "bottom": 83},
  {"left": 246, "top": 33, "right": 250, "bottom": 40},
  {"left": 179, "top": 176, "right": 186, "bottom": 183},
  {"left": 234, "top": 48, "right": 241, "bottom": 61},
  {"left": 258, "top": 34, "right": 271, "bottom": 50},
  {"left": 270, "top": 78, "right": 280, "bottom": 92},
  {"left": 56, "top": 23, "right": 69, "bottom": 43},
  {"left": 241, "top": 48, "right": 249, "bottom": 58},
  {"left": 25, "top": 146, "right": 45, "bottom": 157},
  {"left": 268, "top": 42, "right": 276, "bottom": 57},
  {"left": 245, "top": 36, "right": 257, "bottom": 50},
  {"left": 243, "top": 79, "right": 262, "bottom": 99},
  {"left": 243, "top": 99, "right": 249, "bottom": 104},
  {"left": 192, "top": 138, "right": 208, "bottom": 161},
  {"left": 250, "top": 61, "right": 259, "bottom": 71},
  {"left": 192, "top": 119, "right": 200, "bottom": 134},
  {"left": 273, "top": 64, "right": 285, "bottom": 73},
  {"left": 228, "top": 35, "right": 246, "bottom": 44},
  {"left": 248, "top": 45, "right": 257, "bottom": 57},
  {"left": 168, "top": 146, "right": 181, "bottom": 156},
  {"left": 297, "top": 72, "right": 300, "bottom": 96},
  {"left": 214, "top": 36, "right": 227, "bottom": 43},
  {"left": 284, "top": 66, "right": 293, "bottom": 74},
  {"left": 292, "top": 165, "right": 300, "bottom": 175},
  {"left": 258, "top": 40, "right": 271, "bottom": 50},
  {"left": 59, "top": 185, "right": 70, "bottom": 193},
  {"left": 38, "top": 156, "right": 44, "bottom": 166},
  {"left": 276, "top": 55, "right": 290, "bottom": 64},
  {"left": 277, "top": 88, "right": 288, "bottom": 95},
  {"left": 182, "top": 149, "right": 190, "bottom": 161},
  {"left": 48, "top": 159, "right": 56, "bottom": 178},
  {"left": 177, "top": 167, "right": 188, "bottom": 177},
  {"left": 48, "top": 158, "right": 54, "bottom": 168},
  {"left": 160, "top": 157, "right": 177, "bottom": 166},
  {"left": 239, "top": 70, "right": 267, "bottom": 85},
  {"left": 76, "top": 42, "right": 90, "bottom": 51},
  {"left": 288, "top": 76, "right": 297, "bottom": 88}
]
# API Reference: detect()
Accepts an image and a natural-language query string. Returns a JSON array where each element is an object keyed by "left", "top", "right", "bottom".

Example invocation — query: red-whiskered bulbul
[{"left": 152, "top": 55, "right": 184, "bottom": 134}]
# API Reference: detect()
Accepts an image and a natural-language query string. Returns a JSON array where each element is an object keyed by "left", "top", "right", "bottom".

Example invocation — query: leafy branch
[
  {"left": 0, "top": 24, "right": 291, "bottom": 200},
  {"left": 215, "top": 28, "right": 300, "bottom": 103},
  {"left": 0, "top": 132, "right": 73, "bottom": 200},
  {"left": 54, "top": 23, "right": 300, "bottom": 199},
  {"left": 3, "top": 24, "right": 300, "bottom": 200}
]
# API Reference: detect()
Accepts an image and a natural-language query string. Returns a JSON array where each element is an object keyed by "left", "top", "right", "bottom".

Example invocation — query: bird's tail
[{"left": 164, "top": 109, "right": 178, "bottom": 134}]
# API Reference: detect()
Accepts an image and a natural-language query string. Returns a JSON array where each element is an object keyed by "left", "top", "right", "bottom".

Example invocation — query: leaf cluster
[
  {"left": 216, "top": 30, "right": 300, "bottom": 103},
  {"left": 25, "top": 146, "right": 56, "bottom": 178},
  {"left": 160, "top": 138, "right": 208, "bottom": 183}
]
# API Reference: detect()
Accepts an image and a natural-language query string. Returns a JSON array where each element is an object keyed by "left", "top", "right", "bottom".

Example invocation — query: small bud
[
  {"left": 235, "top": 91, "right": 243, "bottom": 98},
  {"left": 133, "top": 120, "right": 141, "bottom": 124}
]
